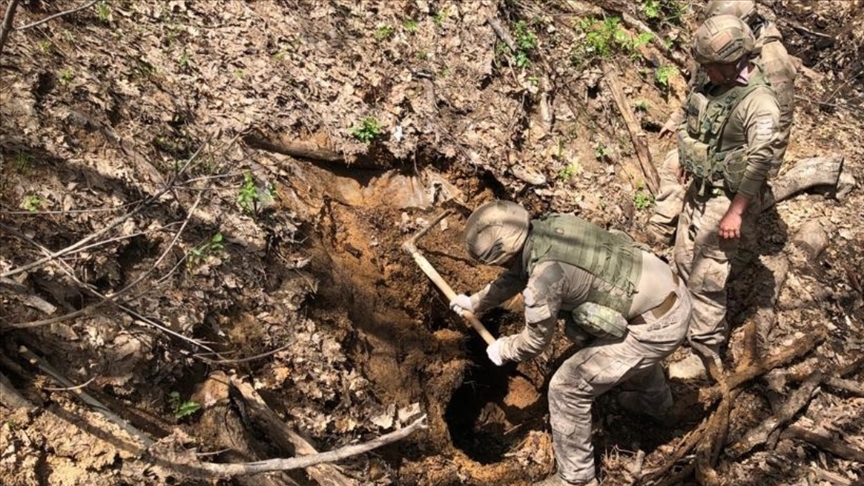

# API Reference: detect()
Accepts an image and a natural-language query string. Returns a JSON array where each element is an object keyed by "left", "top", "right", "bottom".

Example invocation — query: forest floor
[{"left": 1, "top": 1, "right": 863, "bottom": 485}]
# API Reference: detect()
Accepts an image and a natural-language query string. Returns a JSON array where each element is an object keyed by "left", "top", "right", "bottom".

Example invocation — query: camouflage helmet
[
  {"left": 465, "top": 200, "right": 530, "bottom": 265},
  {"left": 705, "top": 0, "right": 757, "bottom": 23},
  {"left": 692, "top": 14, "right": 755, "bottom": 65}
]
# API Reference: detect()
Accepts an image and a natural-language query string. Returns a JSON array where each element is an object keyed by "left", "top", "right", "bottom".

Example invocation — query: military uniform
[
  {"left": 649, "top": 19, "right": 797, "bottom": 244},
  {"left": 672, "top": 63, "right": 781, "bottom": 347},
  {"left": 467, "top": 215, "right": 692, "bottom": 485}
]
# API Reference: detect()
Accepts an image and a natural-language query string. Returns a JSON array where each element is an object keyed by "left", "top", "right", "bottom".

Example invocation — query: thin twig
[
  {"left": 196, "top": 342, "right": 292, "bottom": 365},
  {"left": 0, "top": 0, "right": 21, "bottom": 57},
  {"left": 19, "top": 345, "right": 153, "bottom": 447},
  {"left": 0, "top": 135, "right": 209, "bottom": 280},
  {"left": 172, "top": 414, "right": 428, "bottom": 478},
  {"left": 43, "top": 376, "right": 96, "bottom": 392},
  {"left": 14, "top": 0, "right": 99, "bottom": 31}
]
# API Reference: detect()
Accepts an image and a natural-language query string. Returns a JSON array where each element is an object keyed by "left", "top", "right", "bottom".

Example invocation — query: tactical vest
[
  {"left": 677, "top": 70, "right": 771, "bottom": 194},
  {"left": 527, "top": 215, "right": 643, "bottom": 316}
]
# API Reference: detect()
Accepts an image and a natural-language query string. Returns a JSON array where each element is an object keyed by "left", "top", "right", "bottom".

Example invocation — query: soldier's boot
[
  {"left": 617, "top": 391, "right": 677, "bottom": 427},
  {"left": 533, "top": 475, "right": 598, "bottom": 486}
]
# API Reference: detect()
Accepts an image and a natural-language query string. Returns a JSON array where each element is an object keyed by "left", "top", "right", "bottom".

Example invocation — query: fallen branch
[
  {"left": 781, "top": 425, "right": 864, "bottom": 463},
  {"left": 170, "top": 414, "right": 428, "bottom": 478},
  {"left": 243, "top": 131, "right": 385, "bottom": 170},
  {"left": 701, "top": 327, "right": 827, "bottom": 404},
  {"left": 0, "top": 0, "right": 20, "bottom": 58},
  {"left": 822, "top": 376, "right": 864, "bottom": 397},
  {"left": 763, "top": 156, "right": 845, "bottom": 210},
  {"left": 487, "top": 17, "right": 516, "bottom": 52},
  {"left": 727, "top": 372, "right": 822, "bottom": 458},
  {"left": 230, "top": 379, "right": 357, "bottom": 485},
  {"left": 603, "top": 64, "right": 660, "bottom": 194},
  {"left": 14, "top": 0, "right": 98, "bottom": 31}
]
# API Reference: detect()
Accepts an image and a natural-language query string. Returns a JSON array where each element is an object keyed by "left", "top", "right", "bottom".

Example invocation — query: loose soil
[{"left": 1, "top": 1, "right": 863, "bottom": 485}]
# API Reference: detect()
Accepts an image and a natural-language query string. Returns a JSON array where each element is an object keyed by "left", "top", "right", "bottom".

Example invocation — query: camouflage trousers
[
  {"left": 547, "top": 279, "right": 692, "bottom": 484},
  {"left": 673, "top": 184, "right": 761, "bottom": 346},
  {"left": 648, "top": 149, "right": 686, "bottom": 245}
]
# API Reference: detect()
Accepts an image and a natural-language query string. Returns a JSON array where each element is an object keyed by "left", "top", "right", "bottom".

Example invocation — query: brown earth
[{"left": 0, "top": 1, "right": 863, "bottom": 485}]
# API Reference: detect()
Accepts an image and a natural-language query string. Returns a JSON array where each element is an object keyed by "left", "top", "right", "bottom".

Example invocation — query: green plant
[
  {"left": 237, "top": 173, "right": 259, "bottom": 214},
  {"left": 58, "top": 68, "right": 74, "bottom": 85},
  {"left": 433, "top": 8, "right": 447, "bottom": 27},
  {"left": 96, "top": 1, "right": 111, "bottom": 23},
  {"left": 234, "top": 69, "right": 245, "bottom": 79},
  {"left": 572, "top": 17, "right": 634, "bottom": 66},
  {"left": 641, "top": 0, "right": 661, "bottom": 19},
  {"left": 594, "top": 141, "right": 612, "bottom": 161},
  {"left": 557, "top": 162, "right": 582, "bottom": 181},
  {"left": 416, "top": 50, "right": 429, "bottom": 60},
  {"left": 21, "top": 195, "right": 44, "bottom": 212},
  {"left": 15, "top": 151, "right": 32, "bottom": 173},
  {"left": 178, "top": 52, "right": 191, "bottom": 68},
  {"left": 187, "top": 233, "right": 224, "bottom": 268},
  {"left": 403, "top": 19, "right": 418, "bottom": 32},
  {"left": 640, "top": 0, "right": 687, "bottom": 27},
  {"left": 634, "top": 100, "right": 649, "bottom": 112},
  {"left": 655, "top": 65, "right": 677, "bottom": 90},
  {"left": 37, "top": 40, "right": 51, "bottom": 53},
  {"left": 375, "top": 24, "right": 394, "bottom": 40},
  {"left": 350, "top": 116, "right": 382, "bottom": 144},
  {"left": 633, "top": 189, "right": 655, "bottom": 210},
  {"left": 168, "top": 392, "right": 201, "bottom": 419}
]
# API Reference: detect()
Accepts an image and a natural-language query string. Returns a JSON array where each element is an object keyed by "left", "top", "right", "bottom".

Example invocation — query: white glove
[
  {"left": 486, "top": 339, "right": 504, "bottom": 366},
  {"left": 449, "top": 294, "right": 474, "bottom": 315}
]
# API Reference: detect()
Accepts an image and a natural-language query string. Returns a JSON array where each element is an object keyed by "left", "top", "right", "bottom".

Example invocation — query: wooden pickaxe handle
[{"left": 402, "top": 241, "right": 496, "bottom": 345}]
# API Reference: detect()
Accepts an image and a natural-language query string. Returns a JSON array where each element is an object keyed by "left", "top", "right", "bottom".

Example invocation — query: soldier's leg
[
  {"left": 648, "top": 149, "right": 686, "bottom": 245},
  {"left": 683, "top": 196, "right": 739, "bottom": 348},
  {"left": 547, "top": 304, "right": 689, "bottom": 484}
]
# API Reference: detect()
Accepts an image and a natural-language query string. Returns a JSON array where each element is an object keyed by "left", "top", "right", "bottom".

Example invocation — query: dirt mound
[{"left": 1, "top": 1, "right": 863, "bottom": 485}]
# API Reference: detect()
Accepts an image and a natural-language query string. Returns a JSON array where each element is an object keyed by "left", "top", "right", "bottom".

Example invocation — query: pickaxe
[{"left": 401, "top": 210, "right": 496, "bottom": 345}]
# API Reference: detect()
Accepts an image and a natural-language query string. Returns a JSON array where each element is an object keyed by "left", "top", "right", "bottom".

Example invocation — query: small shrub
[
  {"left": 594, "top": 141, "right": 612, "bottom": 161},
  {"left": 557, "top": 162, "right": 582, "bottom": 181},
  {"left": 96, "top": 1, "right": 112, "bottom": 23},
  {"left": 633, "top": 189, "right": 655, "bottom": 210},
  {"left": 655, "top": 65, "right": 677, "bottom": 91},
  {"left": 375, "top": 24, "right": 394, "bottom": 41},
  {"left": 350, "top": 116, "right": 382, "bottom": 144},
  {"left": 237, "top": 173, "right": 260, "bottom": 214},
  {"left": 58, "top": 69, "right": 74, "bottom": 85},
  {"left": 21, "top": 195, "right": 44, "bottom": 212},
  {"left": 187, "top": 233, "right": 224, "bottom": 268},
  {"left": 168, "top": 392, "right": 201, "bottom": 420}
]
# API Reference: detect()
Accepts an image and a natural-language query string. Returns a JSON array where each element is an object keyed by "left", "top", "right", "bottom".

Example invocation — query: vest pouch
[
  {"left": 685, "top": 92, "right": 708, "bottom": 135},
  {"left": 570, "top": 302, "right": 629, "bottom": 339},
  {"left": 721, "top": 146, "right": 747, "bottom": 192},
  {"left": 678, "top": 136, "right": 712, "bottom": 178}
]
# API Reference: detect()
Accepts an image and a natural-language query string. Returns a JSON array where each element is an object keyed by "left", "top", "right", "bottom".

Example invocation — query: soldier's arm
[
  {"left": 736, "top": 91, "right": 782, "bottom": 199},
  {"left": 470, "top": 263, "right": 527, "bottom": 313},
  {"left": 498, "top": 262, "right": 568, "bottom": 362}
]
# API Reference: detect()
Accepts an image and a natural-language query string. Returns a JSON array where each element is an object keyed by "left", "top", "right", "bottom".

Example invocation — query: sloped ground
[{"left": 0, "top": 0, "right": 863, "bottom": 485}]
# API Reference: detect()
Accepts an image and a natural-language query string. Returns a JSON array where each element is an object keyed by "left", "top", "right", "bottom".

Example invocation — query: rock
[
  {"left": 791, "top": 219, "right": 830, "bottom": 260},
  {"left": 510, "top": 164, "right": 547, "bottom": 186},
  {"left": 667, "top": 353, "right": 707, "bottom": 381}
]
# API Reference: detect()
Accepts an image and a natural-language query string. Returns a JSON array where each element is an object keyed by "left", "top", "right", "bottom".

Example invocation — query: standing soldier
[
  {"left": 667, "top": 15, "right": 782, "bottom": 376},
  {"left": 649, "top": 0, "right": 797, "bottom": 246},
  {"left": 450, "top": 201, "right": 692, "bottom": 486}
]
